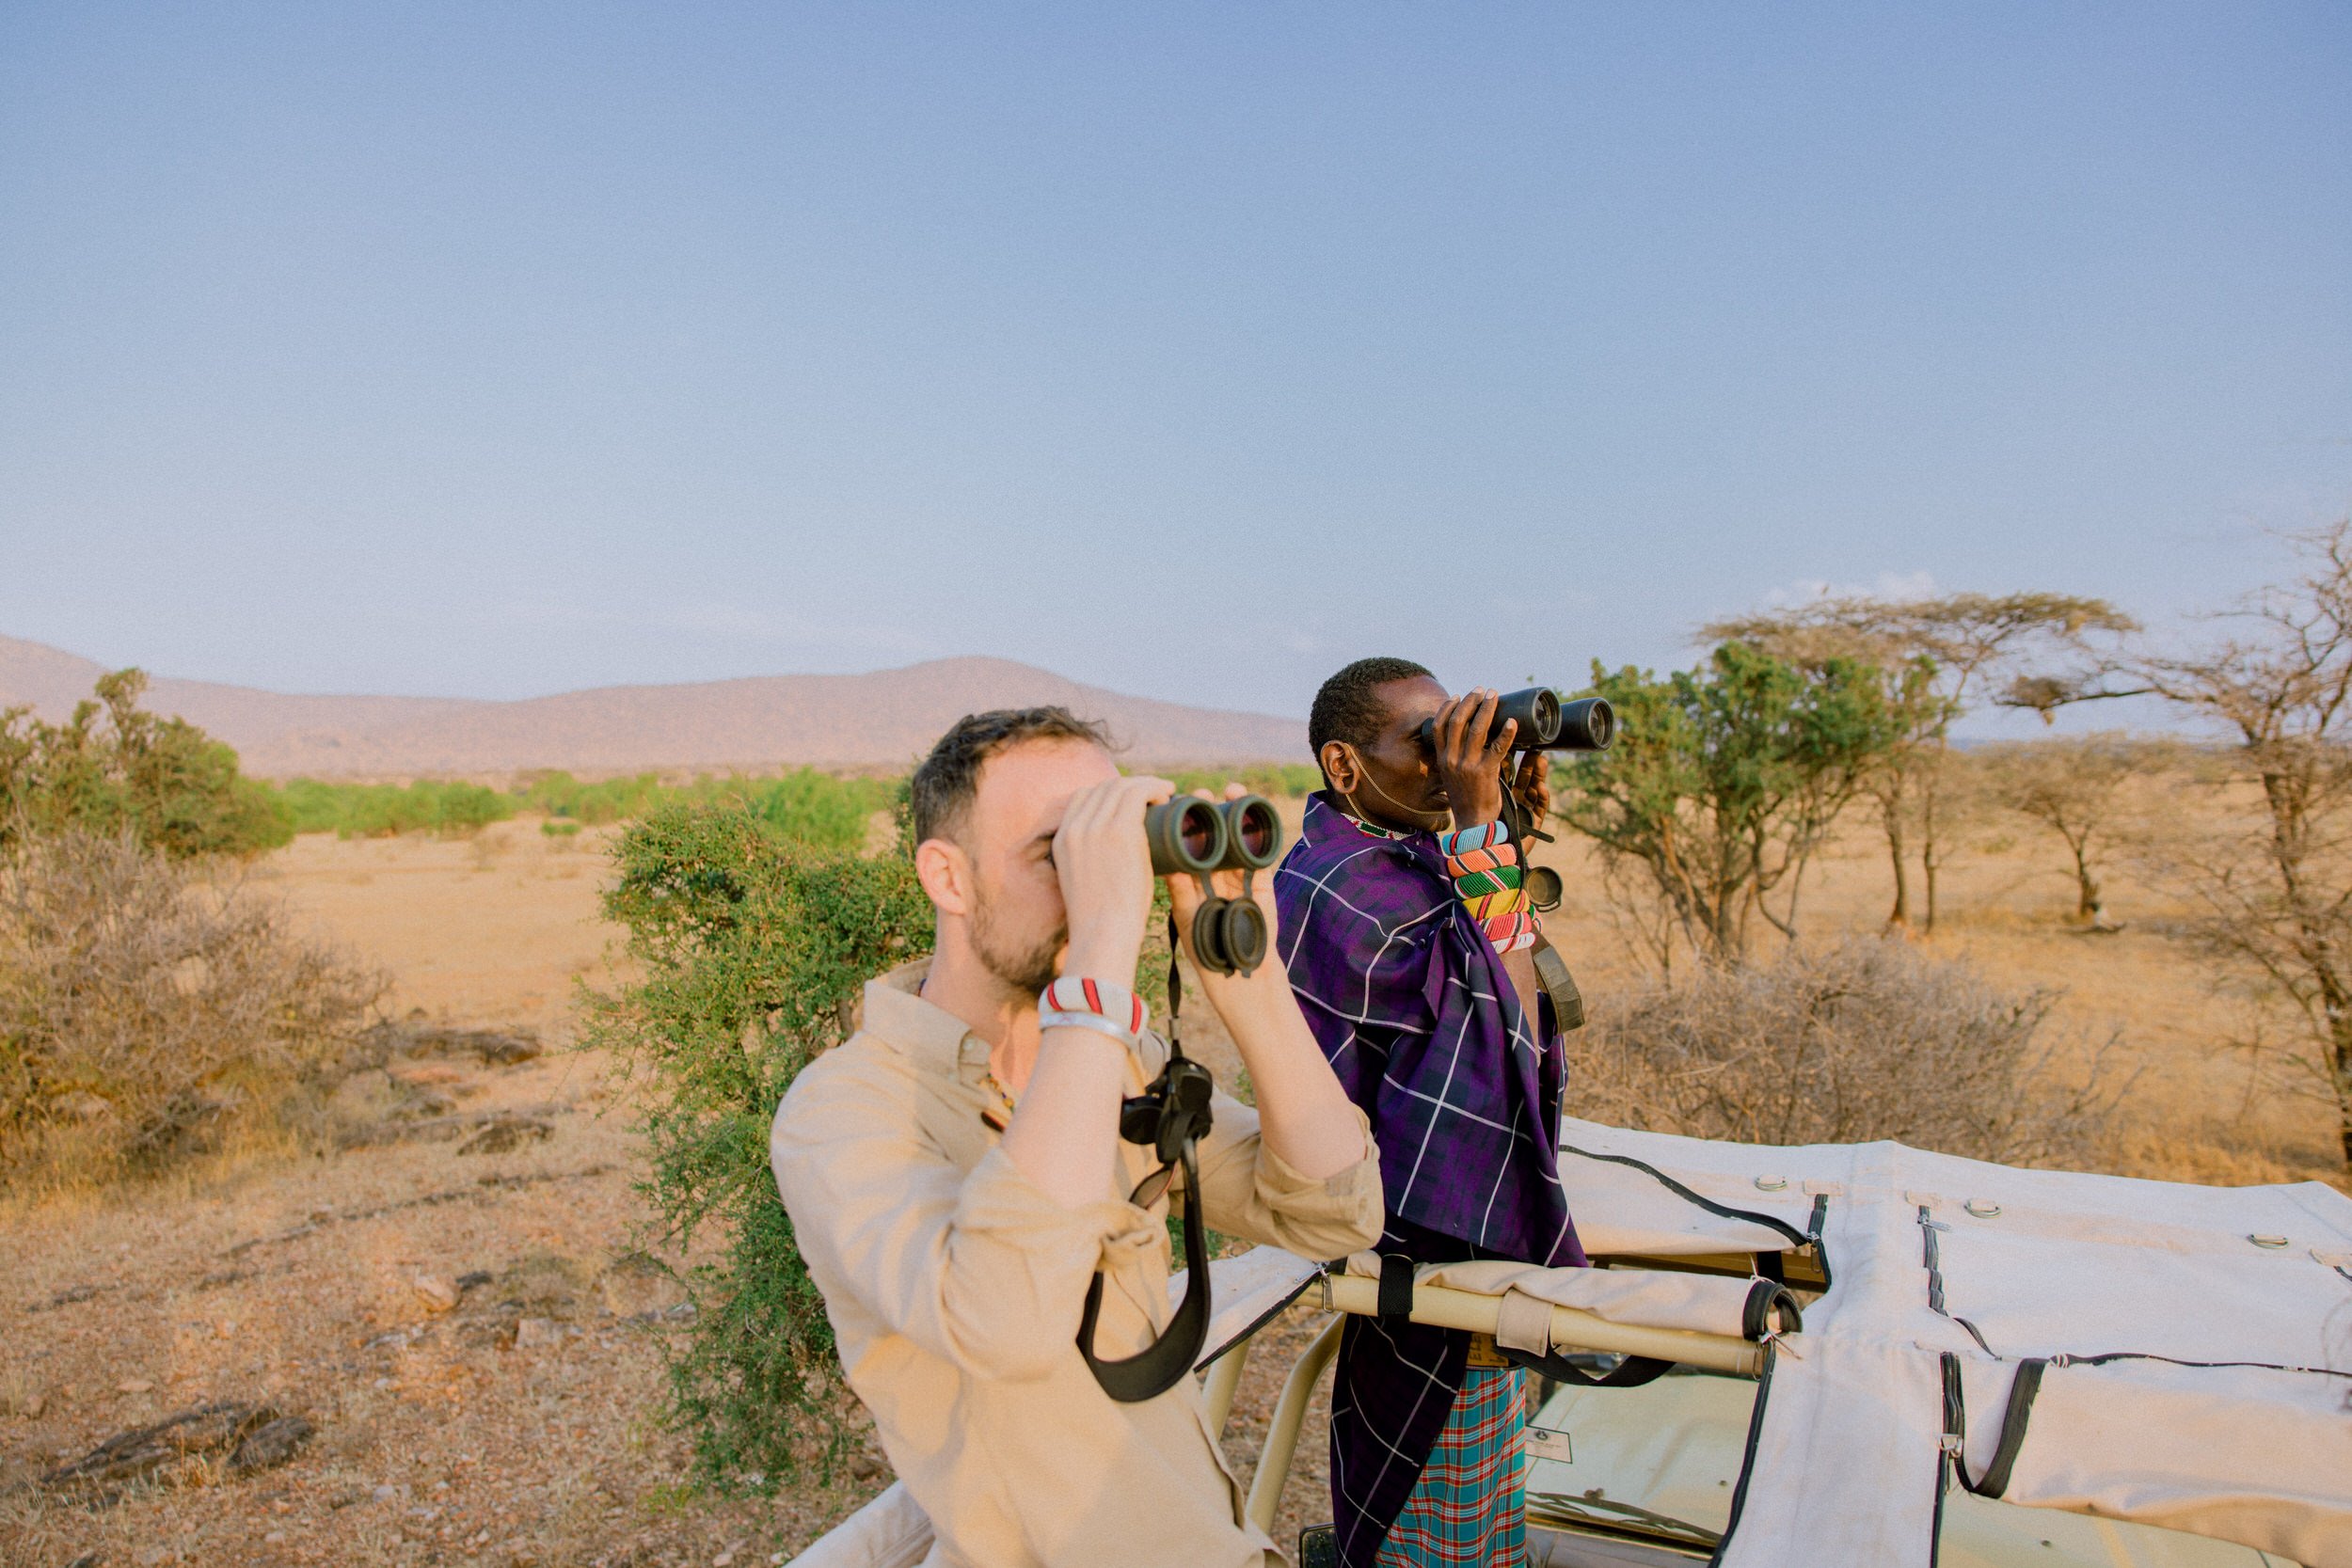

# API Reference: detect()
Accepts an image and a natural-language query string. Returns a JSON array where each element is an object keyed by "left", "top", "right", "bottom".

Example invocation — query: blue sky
[{"left": 3, "top": 3, "right": 2347, "bottom": 729}]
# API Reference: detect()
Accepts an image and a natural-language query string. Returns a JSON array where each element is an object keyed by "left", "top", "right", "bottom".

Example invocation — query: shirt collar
[{"left": 862, "top": 958, "right": 993, "bottom": 1086}]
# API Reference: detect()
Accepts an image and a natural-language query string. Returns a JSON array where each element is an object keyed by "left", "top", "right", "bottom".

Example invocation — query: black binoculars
[
  {"left": 1142, "top": 794, "right": 1282, "bottom": 975},
  {"left": 1414, "top": 688, "right": 1615, "bottom": 916},
  {"left": 1415, "top": 688, "right": 1617, "bottom": 753}
]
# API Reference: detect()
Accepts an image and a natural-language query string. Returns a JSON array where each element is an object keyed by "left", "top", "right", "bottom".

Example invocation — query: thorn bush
[
  {"left": 1, "top": 669, "right": 292, "bottom": 859},
  {"left": 0, "top": 831, "right": 379, "bottom": 1183},
  {"left": 1566, "top": 936, "right": 2121, "bottom": 1167},
  {"left": 582, "top": 801, "right": 934, "bottom": 1488}
]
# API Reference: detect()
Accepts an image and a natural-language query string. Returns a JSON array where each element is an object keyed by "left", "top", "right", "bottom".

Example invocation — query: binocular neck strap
[
  {"left": 1165, "top": 911, "right": 1184, "bottom": 1059},
  {"left": 1076, "top": 1137, "right": 1211, "bottom": 1402},
  {"left": 1073, "top": 911, "right": 1210, "bottom": 1403}
]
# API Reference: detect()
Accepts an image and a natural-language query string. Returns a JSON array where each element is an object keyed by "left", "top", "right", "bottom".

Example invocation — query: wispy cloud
[{"left": 1765, "top": 569, "right": 1940, "bottom": 608}]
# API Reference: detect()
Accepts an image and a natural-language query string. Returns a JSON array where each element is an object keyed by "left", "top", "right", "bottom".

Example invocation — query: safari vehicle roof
[
  {"left": 788, "top": 1122, "right": 2352, "bottom": 1568},
  {"left": 1546, "top": 1117, "right": 2352, "bottom": 1568}
]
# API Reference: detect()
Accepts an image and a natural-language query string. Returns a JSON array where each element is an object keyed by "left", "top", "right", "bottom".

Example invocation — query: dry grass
[
  {"left": 1567, "top": 936, "right": 2119, "bottom": 1166},
  {"left": 0, "top": 833, "right": 380, "bottom": 1192}
]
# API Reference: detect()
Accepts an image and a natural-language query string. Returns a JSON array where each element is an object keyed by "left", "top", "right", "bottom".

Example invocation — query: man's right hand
[
  {"left": 1430, "top": 688, "right": 1515, "bottom": 832},
  {"left": 1051, "top": 773, "right": 1171, "bottom": 988}
]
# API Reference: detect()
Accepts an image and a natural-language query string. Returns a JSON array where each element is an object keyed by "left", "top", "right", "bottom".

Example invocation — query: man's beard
[{"left": 970, "top": 894, "right": 1063, "bottom": 1002}]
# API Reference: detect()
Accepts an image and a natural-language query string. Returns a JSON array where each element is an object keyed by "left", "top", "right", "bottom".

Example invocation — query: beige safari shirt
[{"left": 771, "top": 961, "right": 1383, "bottom": 1568}]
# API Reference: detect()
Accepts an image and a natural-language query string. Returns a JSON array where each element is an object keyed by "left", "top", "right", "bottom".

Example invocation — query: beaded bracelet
[
  {"left": 1434, "top": 820, "right": 1539, "bottom": 955},
  {"left": 1038, "top": 976, "right": 1150, "bottom": 1049}
]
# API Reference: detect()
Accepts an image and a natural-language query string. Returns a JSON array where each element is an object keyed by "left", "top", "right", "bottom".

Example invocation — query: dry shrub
[
  {"left": 1567, "top": 936, "right": 2119, "bottom": 1166},
  {"left": 0, "top": 831, "right": 380, "bottom": 1185}
]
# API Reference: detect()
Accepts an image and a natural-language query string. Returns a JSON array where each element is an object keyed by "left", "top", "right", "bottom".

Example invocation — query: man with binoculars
[
  {"left": 771, "top": 706, "right": 1382, "bottom": 1568},
  {"left": 1277, "top": 657, "right": 1603, "bottom": 1568}
]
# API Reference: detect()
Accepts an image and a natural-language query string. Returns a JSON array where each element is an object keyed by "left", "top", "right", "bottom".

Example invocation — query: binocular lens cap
[{"left": 1219, "top": 900, "right": 1268, "bottom": 974}]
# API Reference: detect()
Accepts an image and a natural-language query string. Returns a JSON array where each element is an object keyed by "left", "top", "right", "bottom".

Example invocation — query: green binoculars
[
  {"left": 1142, "top": 795, "right": 1283, "bottom": 976},
  {"left": 1415, "top": 689, "right": 1617, "bottom": 753},
  {"left": 1144, "top": 794, "right": 1282, "bottom": 877}
]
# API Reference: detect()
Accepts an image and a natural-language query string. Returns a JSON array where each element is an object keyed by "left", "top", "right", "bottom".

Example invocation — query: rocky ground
[{"left": 0, "top": 822, "right": 1343, "bottom": 1568}]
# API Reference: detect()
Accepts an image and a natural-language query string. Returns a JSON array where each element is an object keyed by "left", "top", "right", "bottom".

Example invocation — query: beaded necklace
[{"left": 982, "top": 1061, "right": 1018, "bottom": 1117}]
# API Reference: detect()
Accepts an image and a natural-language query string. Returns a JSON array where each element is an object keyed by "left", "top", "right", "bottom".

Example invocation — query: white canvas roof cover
[
  {"left": 1550, "top": 1117, "right": 2352, "bottom": 1567},
  {"left": 791, "top": 1122, "right": 2352, "bottom": 1568}
]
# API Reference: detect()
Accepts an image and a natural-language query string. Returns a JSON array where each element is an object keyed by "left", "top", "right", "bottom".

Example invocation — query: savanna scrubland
[{"left": 8, "top": 528, "right": 2352, "bottom": 1567}]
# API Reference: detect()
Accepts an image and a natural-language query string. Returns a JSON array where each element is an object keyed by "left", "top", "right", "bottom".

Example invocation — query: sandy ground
[
  {"left": 3, "top": 794, "right": 2342, "bottom": 1568},
  {"left": 251, "top": 820, "right": 632, "bottom": 1037},
  {"left": 0, "top": 820, "right": 1345, "bottom": 1567}
]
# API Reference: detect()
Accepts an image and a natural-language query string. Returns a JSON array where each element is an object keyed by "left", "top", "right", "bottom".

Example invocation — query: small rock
[
  {"left": 457, "top": 1117, "right": 553, "bottom": 1156},
  {"left": 714, "top": 1540, "right": 748, "bottom": 1567},
  {"left": 373, "top": 1483, "right": 399, "bottom": 1502},
  {"left": 22, "top": 1391, "right": 46, "bottom": 1418},
  {"left": 513, "top": 1317, "right": 560, "bottom": 1350},
  {"left": 263, "top": 1531, "right": 286, "bottom": 1544},
  {"left": 117, "top": 1379, "right": 153, "bottom": 1395},
  {"left": 229, "top": 1415, "right": 315, "bottom": 1474},
  {"left": 414, "top": 1274, "right": 459, "bottom": 1313}
]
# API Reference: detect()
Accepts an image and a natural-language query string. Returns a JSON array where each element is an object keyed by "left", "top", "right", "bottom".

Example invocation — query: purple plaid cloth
[{"left": 1277, "top": 793, "right": 1584, "bottom": 1565}]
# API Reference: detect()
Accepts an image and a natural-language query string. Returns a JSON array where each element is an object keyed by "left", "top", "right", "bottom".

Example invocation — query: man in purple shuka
[{"left": 1275, "top": 657, "right": 1585, "bottom": 1568}]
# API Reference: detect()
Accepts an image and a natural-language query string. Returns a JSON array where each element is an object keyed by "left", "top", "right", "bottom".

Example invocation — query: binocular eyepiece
[
  {"left": 1141, "top": 794, "right": 1283, "bottom": 975},
  {"left": 1415, "top": 689, "right": 1617, "bottom": 753}
]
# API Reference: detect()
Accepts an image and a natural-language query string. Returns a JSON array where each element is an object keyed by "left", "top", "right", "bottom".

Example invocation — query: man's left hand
[{"left": 1511, "top": 750, "right": 1552, "bottom": 821}]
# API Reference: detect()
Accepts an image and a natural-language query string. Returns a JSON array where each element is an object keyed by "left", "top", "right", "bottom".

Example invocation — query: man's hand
[
  {"left": 1052, "top": 773, "right": 1170, "bottom": 987},
  {"left": 1168, "top": 784, "right": 1369, "bottom": 1182},
  {"left": 1431, "top": 688, "right": 1515, "bottom": 831},
  {"left": 1511, "top": 750, "right": 1552, "bottom": 822},
  {"left": 1166, "top": 784, "right": 1279, "bottom": 981}
]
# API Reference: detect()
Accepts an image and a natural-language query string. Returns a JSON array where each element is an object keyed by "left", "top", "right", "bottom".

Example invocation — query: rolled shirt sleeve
[
  {"left": 772, "top": 1057, "right": 1156, "bottom": 1384},
  {"left": 1184, "top": 1093, "right": 1383, "bottom": 1262}
]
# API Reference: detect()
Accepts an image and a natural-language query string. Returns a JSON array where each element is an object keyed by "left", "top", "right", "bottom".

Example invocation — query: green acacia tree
[
  {"left": 1705, "top": 593, "right": 2137, "bottom": 931},
  {"left": 1554, "top": 642, "right": 1918, "bottom": 964},
  {"left": 583, "top": 802, "right": 934, "bottom": 1485}
]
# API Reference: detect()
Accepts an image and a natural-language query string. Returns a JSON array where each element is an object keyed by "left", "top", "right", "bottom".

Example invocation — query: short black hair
[
  {"left": 909, "top": 706, "right": 1113, "bottom": 847},
  {"left": 1308, "top": 657, "right": 1434, "bottom": 767}
]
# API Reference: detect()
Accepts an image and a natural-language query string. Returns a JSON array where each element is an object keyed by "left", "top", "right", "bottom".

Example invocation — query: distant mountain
[{"left": 0, "top": 635, "right": 1307, "bottom": 778}]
